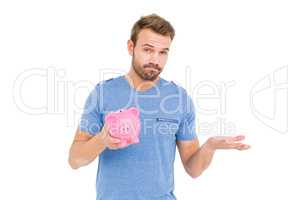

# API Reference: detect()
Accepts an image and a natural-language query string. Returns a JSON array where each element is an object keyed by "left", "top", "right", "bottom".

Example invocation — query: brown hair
[{"left": 130, "top": 13, "right": 175, "bottom": 45}]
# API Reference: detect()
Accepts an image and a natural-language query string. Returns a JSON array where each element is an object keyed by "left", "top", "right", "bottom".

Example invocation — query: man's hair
[{"left": 130, "top": 13, "right": 175, "bottom": 45}]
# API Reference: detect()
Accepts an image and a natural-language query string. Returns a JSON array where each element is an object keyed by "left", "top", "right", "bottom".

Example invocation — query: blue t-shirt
[{"left": 79, "top": 75, "right": 197, "bottom": 200}]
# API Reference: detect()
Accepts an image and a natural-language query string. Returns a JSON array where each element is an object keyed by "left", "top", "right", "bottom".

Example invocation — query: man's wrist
[
  {"left": 203, "top": 139, "right": 216, "bottom": 153},
  {"left": 96, "top": 128, "right": 108, "bottom": 147}
]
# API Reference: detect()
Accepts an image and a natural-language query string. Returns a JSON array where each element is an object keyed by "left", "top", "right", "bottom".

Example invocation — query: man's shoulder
[
  {"left": 95, "top": 75, "right": 123, "bottom": 89},
  {"left": 160, "top": 77, "right": 189, "bottom": 96}
]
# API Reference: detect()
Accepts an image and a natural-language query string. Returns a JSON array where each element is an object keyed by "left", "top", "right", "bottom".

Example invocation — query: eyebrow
[{"left": 142, "top": 43, "right": 169, "bottom": 51}]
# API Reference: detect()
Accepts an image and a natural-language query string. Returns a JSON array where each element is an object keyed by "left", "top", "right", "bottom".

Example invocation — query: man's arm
[
  {"left": 176, "top": 135, "right": 250, "bottom": 179},
  {"left": 68, "top": 124, "right": 121, "bottom": 169}
]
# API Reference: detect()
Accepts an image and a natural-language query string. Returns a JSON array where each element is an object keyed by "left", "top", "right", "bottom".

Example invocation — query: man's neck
[{"left": 125, "top": 68, "right": 160, "bottom": 92}]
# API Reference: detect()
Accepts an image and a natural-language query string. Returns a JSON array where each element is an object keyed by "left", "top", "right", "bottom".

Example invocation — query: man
[{"left": 68, "top": 14, "right": 250, "bottom": 200}]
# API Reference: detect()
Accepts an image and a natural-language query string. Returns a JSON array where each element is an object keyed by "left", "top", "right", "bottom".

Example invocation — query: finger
[
  {"left": 235, "top": 143, "right": 251, "bottom": 150},
  {"left": 99, "top": 125, "right": 109, "bottom": 139},
  {"left": 107, "top": 141, "right": 122, "bottom": 149},
  {"left": 107, "top": 145, "right": 119, "bottom": 150},
  {"left": 232, "top": 135, "right": 245, "bottom": 142},
  {"left": 107, "top": 136, "right": 121, "bottom": 144},
  {"left": 241, "top": 144, "right": 251, "bottom": 150},
  {"left": 221, "top": 136, "right": 243, "bottom": 144},
  {"left": 102, "top": 123, "right": 110, "bottom": 132}
]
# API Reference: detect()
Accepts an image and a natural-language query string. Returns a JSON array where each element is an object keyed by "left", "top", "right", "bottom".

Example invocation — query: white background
[{"left": 0, "top": 0, "right": 299, "bottom": 199}]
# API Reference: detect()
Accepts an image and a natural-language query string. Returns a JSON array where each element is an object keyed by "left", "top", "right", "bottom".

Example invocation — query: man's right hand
[
  {"left": 68, "top": 123, "right": 123, "bottom": 169},
  {"left": 99, "top": 123, "right": 122, "bottom": 150}
]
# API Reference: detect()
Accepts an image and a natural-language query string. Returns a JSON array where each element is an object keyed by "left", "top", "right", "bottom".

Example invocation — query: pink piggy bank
[{"left": 104, "top": 107, "right": 141, "bottom": 148}]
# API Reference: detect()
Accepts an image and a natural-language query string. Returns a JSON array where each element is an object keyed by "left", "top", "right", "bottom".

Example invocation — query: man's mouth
[
  {"left": 145, "top": 67, "right": 159, "bottom": 72},
  {"left": 144, "top": 64, "right": 160, "bottom": 71}
]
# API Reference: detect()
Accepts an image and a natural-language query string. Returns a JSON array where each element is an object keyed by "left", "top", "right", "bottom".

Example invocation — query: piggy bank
[{"left": 104, "top": 107, "right": 141, "bottom": 148}]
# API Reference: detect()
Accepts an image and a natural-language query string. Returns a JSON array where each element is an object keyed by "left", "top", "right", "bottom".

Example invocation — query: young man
[{"left": 68, "top": 14, "right": 250, "bottom": 200}]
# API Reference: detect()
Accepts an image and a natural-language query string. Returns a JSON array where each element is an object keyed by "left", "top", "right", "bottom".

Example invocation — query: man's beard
[{"left": 132, "top": 55, "right": 162, "bottom": 81}]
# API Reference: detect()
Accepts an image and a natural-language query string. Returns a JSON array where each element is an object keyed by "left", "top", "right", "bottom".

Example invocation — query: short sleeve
[
  {"left": 79, "top": 83, "right": 104, "bottom": 136},
  {"left": 176, "top": 92, "right": 198, "bottom": 141}
]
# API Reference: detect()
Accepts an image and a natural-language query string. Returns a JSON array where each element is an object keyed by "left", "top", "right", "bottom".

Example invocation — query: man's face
[{"left": 128, "top": 28, "right": 172, "bottom": 81}]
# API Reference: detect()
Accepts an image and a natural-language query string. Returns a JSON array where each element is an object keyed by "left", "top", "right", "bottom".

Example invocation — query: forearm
[
  {"left": 185, "top": 142, "right": 216, "bottom": 178},
  {"left": 69, "top": 132, "right": 106, "bottom": 169}
]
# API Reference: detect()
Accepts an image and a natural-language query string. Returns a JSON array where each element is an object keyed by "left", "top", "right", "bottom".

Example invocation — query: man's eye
[
  {"left": 144, "top": 48, "right": 151, "bottom": 52},
  {"left": 160, "top": 51, "right": 168, "bottom": 55}
]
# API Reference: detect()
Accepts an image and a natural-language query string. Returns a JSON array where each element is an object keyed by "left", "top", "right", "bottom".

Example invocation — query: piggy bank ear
[{"left": 128, "top": 107, "right": 140, "bottom": 117}]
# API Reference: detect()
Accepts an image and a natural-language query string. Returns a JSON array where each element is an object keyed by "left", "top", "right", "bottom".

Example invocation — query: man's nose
[{"left": 149, "top": 52, "right": 160, "bottom": 65}]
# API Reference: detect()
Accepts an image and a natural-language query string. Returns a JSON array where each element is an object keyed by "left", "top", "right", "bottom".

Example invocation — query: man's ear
[{"left": 127, "top": 39, "right": 134, "bottom": 56}]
